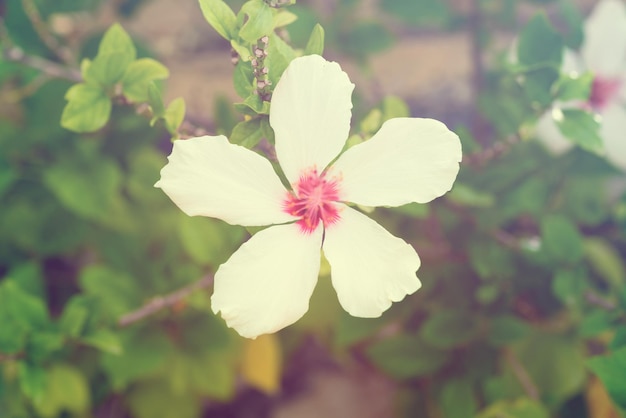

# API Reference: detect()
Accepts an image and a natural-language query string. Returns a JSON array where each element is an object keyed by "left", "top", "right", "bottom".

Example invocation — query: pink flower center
[
  {"left": 589, "top": 75, "right": 622, "bottom": 110},
  {"left": 283, "top": 169, "right": 341, "bottom": 233}
]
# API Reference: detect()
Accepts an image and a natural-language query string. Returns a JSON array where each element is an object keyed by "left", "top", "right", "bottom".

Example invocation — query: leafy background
[{"left": 1, "top": 0, "right": 625, "bottom": 417}]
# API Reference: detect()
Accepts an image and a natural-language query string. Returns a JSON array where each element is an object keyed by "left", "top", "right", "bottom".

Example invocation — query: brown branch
[
  {"left": 463, "top": 134, "right": 522, "bottom": 167},
  {"left": 504, "top": 348, "right": 539, "bottom": 401},
  {"left": 118, "top": 274, "right": 214, "bottom": 327},
  {"left": 2, "top": 46, "right": 82, "bottom": 82},
  {"left": 0, "top": 352, "right": 24, "bottom": 363},
  {"left": 585, "top": 291, "right": 617, "bottom": 311}
]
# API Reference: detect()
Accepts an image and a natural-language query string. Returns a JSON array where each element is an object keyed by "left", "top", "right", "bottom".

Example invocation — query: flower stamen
[{"left": 283, "top": 169, "right": 341, "bottom": 233}]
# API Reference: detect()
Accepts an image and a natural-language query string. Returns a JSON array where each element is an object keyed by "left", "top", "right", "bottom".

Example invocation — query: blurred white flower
[
  {"left": 536, "top": 0, "right": 626, "bottom": 170},
  {"left": 156, "top": 55, "right": 462, "bottom": 338}
]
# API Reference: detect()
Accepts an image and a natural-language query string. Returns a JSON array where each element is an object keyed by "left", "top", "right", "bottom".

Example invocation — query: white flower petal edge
[
  {"left": 330, "top": 118, "right": 462, "bottom": 207},
  {"left": 323, "top": 205, "right": 421, "bottom": 317},
  {"left": 600, "top": 104, "right": 626, "bottom": 171},
  {"left": 155, "top": 136, "right": 296, "bottom": 227},
  {"left": 581, "top": 0, "right": 626, "bottom": 76},
  {"left": 211, "top": 224, "right": 323, "bottom": 339},
  {"left": 271, "top": 55, "right": 355, "bottom": 185}
]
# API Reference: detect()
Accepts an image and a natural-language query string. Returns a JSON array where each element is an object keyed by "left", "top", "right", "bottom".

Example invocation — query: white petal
[
  {"left": 211, "top": 223, "right": 323, "bottom": 338},
  {"left": 329, "top": 118, "right": 461, "bottom": 207},
  {"left": 600, "top": 104, "right": 626, "bottom": 171},
  {"left": 270, "top": 55, "right": 355, "bottom": 185},
  {"left": 535, "top": 108, "right": 574, "bottom": 154},
  {"left": 562, "top": 49, "right": 585, "bottom": 76},
  {"left": 155, "top": 136, "right": 295, "bottom": 227},
  {"left": 323, "top": 205, "right": 421, "bottom": 317},
  {"left": 581, "top": 0, "right": 626, "bottom": 75}
]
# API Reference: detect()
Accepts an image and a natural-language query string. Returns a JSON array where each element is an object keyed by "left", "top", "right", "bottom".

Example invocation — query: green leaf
[
  {"left": 540, "top": 214, "right": 584, "bottom": 264},
  {"left": 578, "top": 310, "right": 614, "bottom": 338},
  {"left": 551, "top": 269, "right": 587, "bottom": 306},
  {"left": 239, "top": 0, "right": 275, "bottom": 43},
  {"left": 147, "top": 82, "right": 165, "bottom": 118},
  {"left": 79, "top": 265, "right": 139, "bottom": 319},
  {"left": 587, "top": 347, "right": 626, "bottom": 409},
  {"left": 18, "top": 362, "right": 47, "bottom": 403},
  {"left": 81, "top": 329, "right": 122, "bottom": 355},
  {"left": 61, "top": 83, "right": 112, "bottom": 133},
  {"left": 163, "top": 97, "right": 186, "bottom": 136},
  {"left": 266, "top": 32, "right": 297, "bottom": 86},
  {"left": 439, "top": 379, "right": 477, "bottom": 418},
  {"left": 102, "top": 330, "right": 172, "bottom": 390},
  {"left": 122, "top": 58, "right": 170, "bottom": 102},
  {"left": 230, "top": 118, "right": 264, "bottom": 148},
  {"left": 517, "top": 14, "right": 563, "bottom": 67},
  {"left": 448, "top": 183, "right": 495, "bottom": 208},
  {"left": 178, "top": 216, "right": 243, "bottom": 266},
  {"left": 59, "top": 299, "right": 89, "bottom": 338},
  {"left": 98, "top": 23, "right": 136, "bottom": 61},
  {"left": 360, "top": 108, "right": 382, "bottom": 135},
  {"left": 365, "top": 335, "right": 449, "bottom": 379},
  {"left": 33, "top": 365, "right": 90, "bottom": 418},
  {"left": 555, "top": 108, "right": 603, "bottom": 154},
  {"left": 231, "top": 39, "right": 252, "bottom": 62},
  {"left": 555, "top": 72, "right": 593, "bottom": 101},
  {"left": 488, "top": 316, "right": 531, "bottom": 346},
  {"left": 85, "top": 51, "right": 134, "bottom": 86},
  {"left": 478, "top": 398, "right": 550, "bottom": 418},
  {"left": 304, "top": 24, "right": 324, "bottom": 56},
  {"left": 381, "top": 95, "right": 410, "bottom": 120},
  {"left": 273, "top": 10, "right": 298, "bottom": 28},
  {"left": 0, "top": 280, "right": 48, "bottom": 331},
  {"left": 43, "top": 156, "right": 122, "bottom": 222},
  {"left": 199, "top": 0, "right": 238, "bottom": 40},
  {"left": 233, "top": 61, "right": 255, "bottom": 98},
  {"left": 420, "top": 311, "right": 481, "bottom": 348},
  {"left": 584, "top": 237, "right": 625, "bottom": 289},
  {"left": 0, "top": 160, "right": 16, "bottom": 199},
  {"left": 128, "top": 380, "right": 200, "bottom": 418}
]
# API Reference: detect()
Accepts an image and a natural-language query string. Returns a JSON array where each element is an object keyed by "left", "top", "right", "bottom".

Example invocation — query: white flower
[
  {"left": 155, "top": 55, "right": 462, "bottom": 338},
  {"left": 536, "top": 0, "right": 626, "bottom": 171}
]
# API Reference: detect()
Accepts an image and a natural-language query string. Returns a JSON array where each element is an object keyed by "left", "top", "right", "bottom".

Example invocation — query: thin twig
[
  {"left": 21, "top": 0, "right": 75, "bottom": 64},
  {"left": 464, "top": 134, "right": 521, "bottom": 167},
  {"left": 585, "top": 291, "right": 617, "bottom": 311},
  {"left": 504, "top": 348, "right": 539, "bottom": 401},
  {"left": 118, "top": 274, "right": 214, "bottom": 327},
  {"left": 3, "top": 46, "right": 82, "bottom": 82}
]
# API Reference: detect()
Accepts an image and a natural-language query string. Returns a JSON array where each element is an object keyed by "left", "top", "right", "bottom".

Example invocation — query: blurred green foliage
[{"left": 1, "top": 0, "right": 626, "bottom": 417}]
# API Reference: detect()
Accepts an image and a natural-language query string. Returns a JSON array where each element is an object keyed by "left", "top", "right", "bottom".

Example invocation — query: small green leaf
[
  {"left": 584, "top": 237, "right": 625, "bottom": 289},
  {"left": 239, "top": 0, "right": 275, "bottom": 43},
  {"left": 578, "top": 310, "right": 614, "bottom": 338},
  {"left": 33, "top": 365, "right": 90, "bottom": 418},
  {"left": 199, "top": 0, "right": 238, "bottom": 40},
  {"left": 488, "top": 316, "right": 531, "bottom": 346},
  {"left": 587, "top": 347, "right": 626, "bottom": 409},
  {"left": 230, "top": 118, "right": 264, "bottom": 148},
  {"left": 273, "top": 10, "right": 298, "bottom": 28},
  {"left": 555, "top": 72, "right": 593, "bottom": 101},
  {"left": 0, "top": 160, "right": 16, "bottom": 199},
  {"left": 147, "top": 82, "right": 165, "bottom": 118},
  {"left": 231, "top": 39, "right": 251, "bottom": 62},
  {"left": 98, "top": 23, "right": 136, "bottom": 60},
  {"left": 121, "top": 58, "right": 169, "bottom": 102},
  {"left": 0, "top": 280, "right": 49, "bottom": 331},
  {"left": 304, "top": 24, "right": 324, "bottom": 56},
  {"left": 365, "top": 335, "right": 449, "bottom": 379},
  {"left": 517, "top": 14, "right": 563, "bottom": 67},
  {"left": 360, "top": 108, "right": 382, "bottom": 135},
  {"left": 85, "top": 51, "right": 134, "bottom": 86},
  {"left": 478, "top": 398, "right": 550, "bottom": 418},
  {"left": 59, "top": 299, "right": 89, "bottom": 338},
  {"left": 81, "top": 329, "right": 122, "bottom": 355},
  {"left": 18, "top": 362, "right": 47, "bottom": 403},
  {"left": 163, "top": 97, "right": 186, "bottom": 136},
  {"left": 439, "top": 379, "right": 477, "bottom": 418},
  {"left": 551, "top": 269, "right": 587, "bottom": 306},
  {"left": 233, "top": 61, "right": 254, "bottom": 98},
  {"left": 540, "top": 214, "right": 584, "bottom": 264},
  {"left": 420, "top": 311, "right": 481, "bottom": 348},
  {"left": 555, "top": 108, "right": 604, "bottom": 154},
  {"left": 61, "top": 83, "right": 112, "bottom": 132},
  {"left": 43, "top": 156, "right": 122, "bottom": 222},
  {"left": 381, "top": 95, "right": 410, "bottom": 120},
  {"left": 448, "top": 184, "right": 495, "bottom": 208},
  {"left": 266, "top": 32, "right": 297, "bottom": 86}
]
